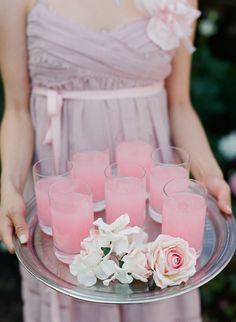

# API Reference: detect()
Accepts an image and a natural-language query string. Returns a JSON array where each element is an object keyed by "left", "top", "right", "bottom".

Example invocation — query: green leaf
[
  {"left": 119, "top": 260, "right": 124, "bottom": 268},
  {"left": 101, "top": 247, "right": 111, "bottom": 256}
]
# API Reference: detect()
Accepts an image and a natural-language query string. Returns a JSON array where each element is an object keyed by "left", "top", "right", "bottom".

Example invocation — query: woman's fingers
[
  {"left": 0, "top": 216, "right": 14, "bottom": 253},
  {"left": 11, "top": 208, "right": 29, "bottom": 245},
  {"left": 0, "top": 197, "right": 28, "bottom": 253},
  {"left": 205, "top": 176, "right": 232, "bottom": 216},
  {"left": 217, "top": 183, "right": 232, "bottom": 216}
]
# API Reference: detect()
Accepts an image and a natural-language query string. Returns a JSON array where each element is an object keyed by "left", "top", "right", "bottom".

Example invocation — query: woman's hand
[
  {"left": 0, "top": 1, "right": 34, "bottom": 253},
  {"left": 204, "top": 175, "right": 232, "bottom": 217},
  {"left": 0, "top": 185, "right": 29, "bottom": 253}
]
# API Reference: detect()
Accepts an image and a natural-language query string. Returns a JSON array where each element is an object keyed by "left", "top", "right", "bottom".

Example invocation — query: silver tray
[{"left": 14, "top": 196, "right": 236, "bottom": 304}]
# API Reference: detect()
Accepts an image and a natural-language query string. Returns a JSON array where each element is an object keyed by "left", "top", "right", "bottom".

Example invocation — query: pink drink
[
  {"left": 72, "top": 150, "right": 109, "bottom": 203},
  {"left": 116, "top": 141, "right": 153, "bottom": 189},
  {"left": 162, "top": 193, "right": 207, "bottom": 256},
  {"left": 51, "top": 194, "right": 94, "bottom": 258},
  {"left": 49, "top": 178, "right": 94, "bottom": 264},
  {"left": 149, "top": 166, "right": 188, "bottom": 214},
  {"left": 35, "top": 177, "right": 61, "bottom": 235},
  {"left": 105, "top": 177, "right": 146, "bottom": 227}
]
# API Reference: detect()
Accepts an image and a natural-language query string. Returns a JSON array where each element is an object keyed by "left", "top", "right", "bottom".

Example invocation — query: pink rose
[{"left": 146, "top": 234, "right": 197, "bottom": 289}]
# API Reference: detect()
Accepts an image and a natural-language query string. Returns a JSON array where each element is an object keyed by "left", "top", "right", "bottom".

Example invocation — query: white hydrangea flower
[
  {"left": 69, "top": 216, "right": 197, "bottom": 289},
  {"left": 122, "top": 248, "right": 151, "bottom": 282},
  {"left": 70, "top": 214, "right": 150, "bottom": 287},
  {"left": 94, "top": 214, "right": 147, "bottom": 256},
  {"left": 80, "top": 228, "right": 101, "bottom": 253},
  {"left": 70, "top": 251, "right": 117, "bottom": 287},
  {"left": 94, "top": 214, "right": 130, "bottom": 233},
  {"left": 122, "top": 227, "right": 148, "bottom": 252},
  {"left": 70, "top": 251, "right": 102, "bottom": 287},
  {"left": 103, "top": 263, "right": 134, "bottom": 286}
]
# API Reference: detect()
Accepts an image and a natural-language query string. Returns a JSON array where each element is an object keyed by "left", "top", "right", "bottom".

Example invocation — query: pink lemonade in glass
[
  {"left": 49, "top": 178, "right": 94, "bottom": 264},
  {"left": 162, "top": 192, "right": 207, "bottom": 256},
  {"left": 72, "top": 149, "right": 110, "bottom": 211},
  {"left": 149, "top": 146, "right": 190, "bottom": 223},
  {"left": 116, "top": 140, "right": 153, "bottom": 189},
  {"left": 105, "top": 177, "right": 146, "bottom": 227},
  {"left": 35, "top": 177, "right": 62, "bottom": 233},
  {"left": 33, "top": 158, "right": 72, "bottom": 236},
  {"left": 149, "top": 166, "right": 189, "bottom": 215}
]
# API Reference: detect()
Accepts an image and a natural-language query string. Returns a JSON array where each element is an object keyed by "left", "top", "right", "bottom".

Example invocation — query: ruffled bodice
[{"left": 27, "top": 0, "right": 176, "bottom": 90}]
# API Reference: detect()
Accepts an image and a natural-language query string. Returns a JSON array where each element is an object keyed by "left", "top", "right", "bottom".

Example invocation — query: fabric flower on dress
[
  {"left": 146, "top": 234, "right": 197, "bottom": 289},
  {"left": 135, "top": 0, "right": 201, "bottom": 52}
]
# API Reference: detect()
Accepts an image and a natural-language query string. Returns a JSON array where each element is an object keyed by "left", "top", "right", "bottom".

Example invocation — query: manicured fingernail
[
  {"left": 19, "top": 234, "right": 28, "bottom": 244},
  {"left": 225, "top": 205, "right": 232, "bottom": 214}
]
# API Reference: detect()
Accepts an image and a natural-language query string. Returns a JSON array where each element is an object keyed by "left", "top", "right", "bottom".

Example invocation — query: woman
[{"left": 0, "top": 0, "right": 232, "bottom": 321}]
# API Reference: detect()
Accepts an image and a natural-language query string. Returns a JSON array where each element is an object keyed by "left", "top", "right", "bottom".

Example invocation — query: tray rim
[{"left": 13, "top": 196, "right": 236, "bottom": 304}]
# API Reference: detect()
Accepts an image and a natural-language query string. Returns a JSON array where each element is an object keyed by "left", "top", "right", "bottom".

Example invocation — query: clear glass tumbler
[
  {"left": 162, "top": 178, "right": 207, "bottom": 257},
  {"left": 49, "top": 178, "right": 94, "bottom": 264},
  {"left": 33, "top": 158, "right": 72, "bottom": 236},
  {"left": 149, "top": 146, "right": 190, "bottom": 223},
  {"left": 105, "top": 163, "right": 146, "bottom": 227},
  {"left": 71, "top": 148, "right": 110, "bottom": 212}
]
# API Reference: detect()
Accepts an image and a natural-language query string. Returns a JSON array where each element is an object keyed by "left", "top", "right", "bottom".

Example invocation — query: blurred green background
[{"left": 0, "top": 0, "right": 236, "bottom": 321}]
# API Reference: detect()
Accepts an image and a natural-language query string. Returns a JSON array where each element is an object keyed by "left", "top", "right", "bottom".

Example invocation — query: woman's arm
[
  {"left": 0, "top": 0, "right": 34, "bottom": 252},
  {"left": 166, "top": 0, "right": 232, "bottom": 215}
]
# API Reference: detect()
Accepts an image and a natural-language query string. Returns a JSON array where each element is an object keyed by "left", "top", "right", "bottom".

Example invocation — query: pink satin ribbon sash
[{"left": 32, "top": 82, "right": 164, "bottom": 170}]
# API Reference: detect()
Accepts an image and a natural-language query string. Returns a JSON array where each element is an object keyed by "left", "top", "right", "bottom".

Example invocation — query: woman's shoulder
[
  {"left": 27, "top": 0, "right": 39, "bottom": 15},
  {"left": 0, "top": 0, "right": 34, "bottom": 18}
]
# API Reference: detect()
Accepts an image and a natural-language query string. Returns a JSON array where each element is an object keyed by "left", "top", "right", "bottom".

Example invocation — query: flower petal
[
  {"left": 99, "top": 260, "right": 117, "bottom": 278},
  {"left": 136, "top": 0, "right": 201, "bottom": 52},
  {"left": 77, "top": 273, "right": 97, "bottom": 287},
  {"left": 147, "top": 17, "right": 180, "bottom": 50}
]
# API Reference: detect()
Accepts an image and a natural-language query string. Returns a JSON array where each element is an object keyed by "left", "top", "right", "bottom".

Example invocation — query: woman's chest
[{"left": 28, "top": 0, "right": 143, "bottom": 32}]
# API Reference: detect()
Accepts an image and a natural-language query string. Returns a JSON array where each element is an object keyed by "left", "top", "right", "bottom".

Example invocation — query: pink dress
[{"left": 21, "top": 0, "right": 202, "bottom": 321}]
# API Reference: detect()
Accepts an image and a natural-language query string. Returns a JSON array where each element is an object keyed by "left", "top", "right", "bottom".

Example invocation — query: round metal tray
[{"left": 14, "top": 196, "right": 236, "bottom": 304}]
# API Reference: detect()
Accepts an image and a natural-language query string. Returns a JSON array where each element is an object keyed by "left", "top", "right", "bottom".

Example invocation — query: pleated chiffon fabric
[{"left": 21, "top": 0, "right": 202, "bottom": 321}]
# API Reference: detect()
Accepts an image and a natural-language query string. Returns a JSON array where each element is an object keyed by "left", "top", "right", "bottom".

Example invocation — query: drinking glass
[
  {"left": 105, "top": 163, "right": 146, "bottom": 227},
  {"left": 149, "top": 146, "right": 190, "bottom": 223},
  {"left": 49, "top": 178, "right": 94, "bottom": 264},
  {"left": 33, "top": 158, "right": 72, "bottom": 236},
  {"left": 115, "top": 133, "right": 154, "bottom": 190},
  {"left": 71, "top": 148, "right": 110, "bottom": 212},
  {"left": 162, "top": 178, "right": 207, "bottom": 257}
]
